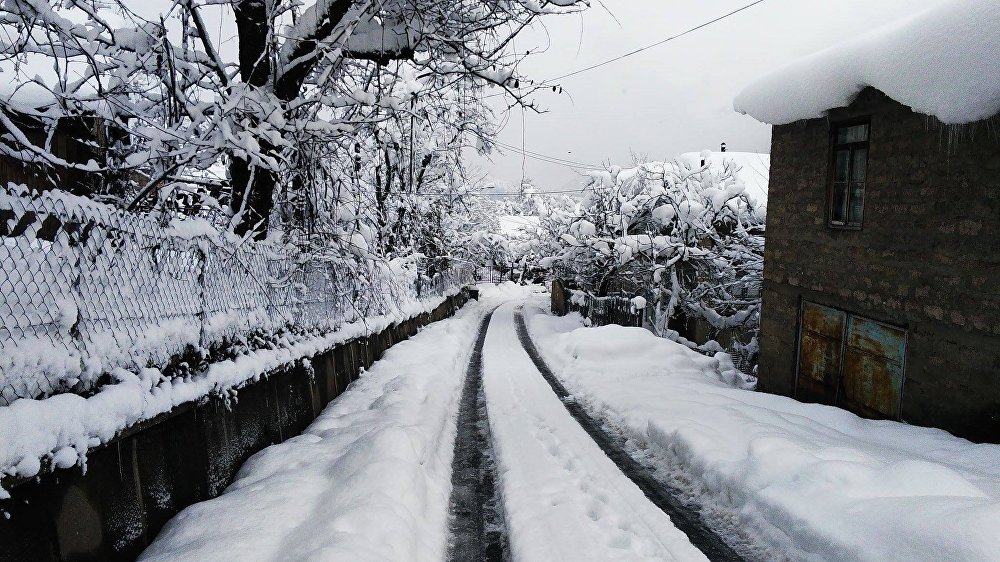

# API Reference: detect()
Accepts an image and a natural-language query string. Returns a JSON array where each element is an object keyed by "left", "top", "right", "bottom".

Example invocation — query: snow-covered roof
[
  {"left": 677, "top": 151, "right": 770, "bottom": 209},
  {"left": 499, "top": 215, "right": 541, "bottom": 237},
  {"left": 734, "top": 0, "right": 1000, "bottom": 125},
  {"left": 0, "top": 80, "right": 118, "bottom": 120}
]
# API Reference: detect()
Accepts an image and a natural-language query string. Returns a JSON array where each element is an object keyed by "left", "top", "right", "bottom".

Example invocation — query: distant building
[
  {"left": 734, "top": 0, "right": 1000, "bottom": 441},
  {"left": 0, "top": 85, "right": 121, "bottom": 197}
]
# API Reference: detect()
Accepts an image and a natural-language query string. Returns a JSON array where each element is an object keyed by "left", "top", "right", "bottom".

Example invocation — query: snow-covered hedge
[{"left": 528, "top": 154, "right": 765, "bottom": 359}]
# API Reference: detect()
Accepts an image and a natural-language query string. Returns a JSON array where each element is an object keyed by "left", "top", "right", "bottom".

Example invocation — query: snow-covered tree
[
  {"left": 535, "top": 155, "right": 765, "bottom": 341},
  {"left": 0, "top": 0, "right": 587, "bottom": 239}
]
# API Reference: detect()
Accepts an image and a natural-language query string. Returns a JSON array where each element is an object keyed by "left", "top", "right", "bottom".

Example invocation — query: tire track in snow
[
  {"left": 447, "top": 307, "right": 508, "bottom": 562},
  {"left": 513, "top": 308, "right": 743, "bottom": 562}
]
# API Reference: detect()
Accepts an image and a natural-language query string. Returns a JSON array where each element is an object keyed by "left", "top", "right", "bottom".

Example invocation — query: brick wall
[{"left": 758, "top": 87, "right": 1000, "bottom": 442}]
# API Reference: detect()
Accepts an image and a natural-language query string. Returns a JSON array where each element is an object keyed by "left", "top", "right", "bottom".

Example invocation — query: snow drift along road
[{"left": 526, "top": 302, "right": 1000, "bottom": 562}]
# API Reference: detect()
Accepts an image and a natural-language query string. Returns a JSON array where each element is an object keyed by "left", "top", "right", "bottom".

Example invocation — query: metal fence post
[{"left": 196, "top": 243, "right": 209, "bottom": 348}]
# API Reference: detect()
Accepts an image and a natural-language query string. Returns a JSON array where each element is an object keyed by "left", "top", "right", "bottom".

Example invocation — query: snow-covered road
[
  {"left": 139, "top": 287, "right": 515, "bottom": 562},
  {"left": 140, "top": 286, "right": 717, "bottom": 561},
  {"left": 481, "top": 303, "right": 708, "bottom": 561},
  {"left": 139, "top": 285, "right": 1000, "bottom": 562}
]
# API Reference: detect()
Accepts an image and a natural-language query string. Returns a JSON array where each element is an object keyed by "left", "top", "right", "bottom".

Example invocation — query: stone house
[{"left": 734, "top": 1, "right": 1000, "bottom": 442}]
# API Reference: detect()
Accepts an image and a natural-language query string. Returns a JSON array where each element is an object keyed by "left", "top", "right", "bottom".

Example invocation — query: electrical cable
[
  {"left": 481, "top": 0, "right": 766, "bottom": 100},
  {"left": 544, "top": 0, "right": 765, "bottom": 83},
  {"left": 492, "top": 140, "right": 603, "bottom": 168}
]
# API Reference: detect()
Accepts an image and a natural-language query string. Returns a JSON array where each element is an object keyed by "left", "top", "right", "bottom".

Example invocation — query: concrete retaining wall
[{"left": 0, "top": 290, "right": 471, "bottom": 561}]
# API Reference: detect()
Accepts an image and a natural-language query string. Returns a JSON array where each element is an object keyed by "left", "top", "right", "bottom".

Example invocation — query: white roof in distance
[
  {"left": 734, "top": 0, "right": 1000, "bottom": 125},
  {"left": 499, "top": 215, "right": 541, "bottom": 238}
]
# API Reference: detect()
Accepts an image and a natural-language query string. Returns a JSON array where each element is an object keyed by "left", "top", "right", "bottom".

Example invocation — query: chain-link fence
[{"left": 0, "top": 184, "right": 473, "bottom": 406}]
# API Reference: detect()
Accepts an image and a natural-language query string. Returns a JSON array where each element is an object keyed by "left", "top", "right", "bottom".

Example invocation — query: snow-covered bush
[{"left": 534, "top": 153, "right": 765, "bottom": 348}]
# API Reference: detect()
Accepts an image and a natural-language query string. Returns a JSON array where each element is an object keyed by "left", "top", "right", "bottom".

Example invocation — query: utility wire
[
  {"left": 484, "top": 186, "right": 592, "bottom": 196},
  {"left": 492, "top": 140, "right": 603, "bottom": 168},
  {"left": 483, "top": 0, "right": 766, "bottom": 101},
  {"left": 410, "top": 185, "right": 593, "bottom": 197},
  {"left": 498, "top": 149, "right": 596, "bottom": 170},
  {"left": 475, "top": 0, "right": 768, "bottom": 180},
  {"left": 544, "top": 0, "right": 765, "bottom": 83}
]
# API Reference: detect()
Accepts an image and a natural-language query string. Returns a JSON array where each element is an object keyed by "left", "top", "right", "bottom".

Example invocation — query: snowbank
[
  {"left": 527, "top": 305, "right": 1000, "bottom": 561},
  {"left": 0, "top": 290, "right": 464, "bottom": 499},
  {"left": 139, "top": 284, "right": 530, "bottom": 561},
  {"left": 734, "top": 0, "right": 1000, "bottom": 125}
]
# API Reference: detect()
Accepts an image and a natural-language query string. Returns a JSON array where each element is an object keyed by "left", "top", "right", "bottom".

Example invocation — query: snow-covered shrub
[{"left": 533, "top": 154, "right": 765, "bottom": 349}]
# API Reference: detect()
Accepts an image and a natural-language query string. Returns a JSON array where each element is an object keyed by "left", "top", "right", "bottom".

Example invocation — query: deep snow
[
  {"left": 139, "top": 286, "right": 529, "bottom": 561},
  {"left": 526, "top": 301, "right": 1000, "bottom": 562},
  {"left": 134, "top": 289, "right": 1000, "bottom": 561},
  {"left": 734, "top": 0, "right": 1000, "bottom": 125},
  {"left": 481, "top": 302, "right": 707, "bottom": 561}
]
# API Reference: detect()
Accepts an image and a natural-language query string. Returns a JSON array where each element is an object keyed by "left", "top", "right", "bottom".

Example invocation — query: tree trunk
[
  {"left": 230, "top": 145, "right": 279, "bottom": 239},
  {"left": 229, "top": 0, "right": 275, "bottom": 239}
]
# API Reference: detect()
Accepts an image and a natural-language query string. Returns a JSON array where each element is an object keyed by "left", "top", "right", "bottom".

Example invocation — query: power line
[
  {"left": 545, "top": 0, "right": 766, "bottom": 83},
  {"left": 485, "top": 186, "right": 592, "bottom": 196},
  {"left": 483, "top": 0, "right": 765, "bottom": 100},
  {"left": 498, "top": 149, "right": 596, "bottom": 170},
  {"left": 492, "top": 140, "right": 603, "bottom": 169}
]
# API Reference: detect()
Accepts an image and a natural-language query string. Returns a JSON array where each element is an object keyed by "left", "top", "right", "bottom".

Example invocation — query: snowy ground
[
  {"left": 141, "top": 286, "right": 524, "bottom": 561},
  {"left": 481, "top": 302, "right": 706, "bottom": 561},
  {"left": 143, "top": 289, "right": 1000, "bottom": 561},
  {"left": 524, "top": 298, "right": 1000, "bottom": 562}
]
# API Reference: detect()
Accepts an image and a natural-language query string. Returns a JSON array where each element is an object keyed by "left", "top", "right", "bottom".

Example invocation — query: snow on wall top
[{"left": 734, "top": 0, "right": 1000, "bottom": 125}]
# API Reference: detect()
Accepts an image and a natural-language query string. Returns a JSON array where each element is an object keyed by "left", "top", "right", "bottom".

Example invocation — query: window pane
[
  {"left": 834, "top": 150, "right": 850, "bottom": 182},
  {"left": 832, "top": 182, "right": 848, "bottom": 224},
  {"left": 851, "top": 147, "right": 868, "bottom": 182},
  {"left": 849, "top": 181, "right": 865, "bottom": 225},
  {"left": 837, "top": 124, "right": 869, "bottom": 144}
]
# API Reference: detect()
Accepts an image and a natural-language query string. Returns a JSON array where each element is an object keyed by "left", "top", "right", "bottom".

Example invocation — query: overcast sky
[{"left": 468, "top": 0, "right": 945, "bottom": 192}]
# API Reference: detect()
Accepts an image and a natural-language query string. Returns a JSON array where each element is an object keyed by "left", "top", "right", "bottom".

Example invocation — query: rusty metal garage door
[
  {"left": 840, "top": 315, "right": 907, "bottom": 419},
  {"left": 796, "top": 301, "right": 907, "bottom": 420},
  {"left": 796, "top": 302, "right": 845, "bottom": 405}
]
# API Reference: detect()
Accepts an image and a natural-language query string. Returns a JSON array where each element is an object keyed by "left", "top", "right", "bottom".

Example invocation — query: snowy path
[
  {"left": 481, "top": 302, "right": 709, "bottom": 561},
  {"left": 446, "top": 307, "right": 507, "bottom": 561},
  {"left": 140, "top": 287, "right": 766, "bottom": 562},
  {"left": 140, "top": 286, "right": 526, "bottom": 561}
]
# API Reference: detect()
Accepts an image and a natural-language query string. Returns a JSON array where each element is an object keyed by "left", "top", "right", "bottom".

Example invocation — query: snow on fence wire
[
  {"left": 474, "top": 266, "right": 515, "bottom": 285},
  {"left": 0, "top": 184, "right": 472, "bottom": 406},
  {"left": 565, "top": 290, "right": 644, "bottom": 328}
]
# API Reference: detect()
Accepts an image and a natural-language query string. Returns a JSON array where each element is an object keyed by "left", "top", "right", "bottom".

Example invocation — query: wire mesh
[
  {"left": 563, "top": 289, "right": 644, "bottom": 328},
  {"left": 0, "top": 184, "right": 474, "bottom": 406}
]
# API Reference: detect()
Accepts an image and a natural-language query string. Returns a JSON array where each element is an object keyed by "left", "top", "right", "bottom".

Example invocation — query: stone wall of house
[{"left": 758, "top": 87, "right": 1000, "bottom": 442}]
